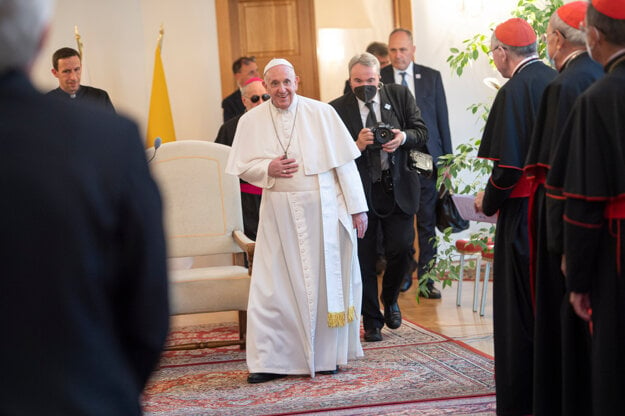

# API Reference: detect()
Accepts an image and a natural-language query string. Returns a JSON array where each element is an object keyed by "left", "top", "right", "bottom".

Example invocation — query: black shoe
[
  {"left": 318, "top": 366, "right": 340, "bottom": 375},
  {"left": 399, "top": 274, "right": 413, "bottom": 292},
  {"left": 420, "top": 283, "right": 442, "bottom": 299},
  {"left": 364, "top": 328, "right": 383, "bottom": 342},
  {"left": 384, "top": 303, "right": 402, "bottom": 329},
  {"left": 247, "top": 372, "right": 286, "bottom": 384}
]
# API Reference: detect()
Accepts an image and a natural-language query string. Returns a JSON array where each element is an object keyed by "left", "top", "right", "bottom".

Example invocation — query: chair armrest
[{"left": 233, "top": 230, "right": 255, "bottom": 275}]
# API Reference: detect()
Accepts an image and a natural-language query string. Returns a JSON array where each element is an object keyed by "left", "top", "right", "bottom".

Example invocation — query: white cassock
[{"left": 226, "top": 94, "right": 368, "bottom": 376}]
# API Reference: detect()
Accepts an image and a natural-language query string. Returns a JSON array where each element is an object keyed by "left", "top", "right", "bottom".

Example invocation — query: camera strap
[{"left": 364, "top": 165, "right": 396, "bottom": 219}]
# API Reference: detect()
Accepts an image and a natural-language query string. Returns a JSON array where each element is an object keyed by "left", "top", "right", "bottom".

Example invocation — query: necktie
[
  {"left": 365, "top": 101, "right": 381, "bottom": 182},
  {"left": 400, "top": 71, "right": 408, "bottom": 87}
]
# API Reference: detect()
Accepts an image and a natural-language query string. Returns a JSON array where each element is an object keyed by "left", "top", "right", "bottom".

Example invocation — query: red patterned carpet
[{"left": 143, "top": 320, "right": 496, "bottom": 415}]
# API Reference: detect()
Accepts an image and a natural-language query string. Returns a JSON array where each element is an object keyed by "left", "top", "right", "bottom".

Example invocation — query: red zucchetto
[
  {"left": 244, "top": 77, "right": 263, "bottom": 86},
  {"left": 557, "top": 1, "right": 588, "bottom": 29},
  {"left": 494, "top": 18, "right": 537, "bottom": 47},
  {"left": 592, "top": 0, "right": 625, "bottom": 19}
]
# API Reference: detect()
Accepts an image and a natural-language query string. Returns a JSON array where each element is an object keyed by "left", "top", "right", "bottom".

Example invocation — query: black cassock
[
  {"left": 216, "top": 113, "right": 262, "bottom": 241},
  {"left": 547, "top": 53, "right": 625, "bottom": 416},
  {"left": 47, "top": 85, "right": 116, "bottom": 113},
  {"left": 478, "top": 58, "right": 556, "bottom": 415},
  {"left": 525, "top": 52, "right": 602, "bottom": 416}
]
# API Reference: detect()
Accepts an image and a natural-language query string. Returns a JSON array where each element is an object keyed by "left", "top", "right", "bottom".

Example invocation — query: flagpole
[
  {"left": 157, "top": 24, "right": 164, "bottom": 50},
  {"left": 74, "top": 25, "right": 84, "bottom": 57}
]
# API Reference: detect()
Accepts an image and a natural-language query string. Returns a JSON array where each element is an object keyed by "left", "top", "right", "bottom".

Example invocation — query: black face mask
[{"left": 353, "top": 85, "right": 378, "bottom": 102}]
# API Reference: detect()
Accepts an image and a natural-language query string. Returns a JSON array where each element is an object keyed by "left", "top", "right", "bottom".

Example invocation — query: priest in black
[
  {"left": 525, "top": 3, "right": 603, "bottom": 415},
  {"left": 215, "top": 77, "right": 269, "bottom": 240},
  {"left": 474, "top": 18, "right": 556, "bottom": 415},
  {"left": 47, "top": 47, "right": 115, "bottom": 112},
  {"left": 221, "top": 56, "right": 260, "bottom": 122},
  {"left": 546, "top": 1, "right": 625, "bottom": 414},
  {"left": 330, "top": 52, "right": 428, "bottom": 342}
]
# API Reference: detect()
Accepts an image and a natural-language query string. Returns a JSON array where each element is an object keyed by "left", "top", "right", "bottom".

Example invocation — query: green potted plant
[{"left": 418, "top": 0, "right": 563, "bottom": 297}]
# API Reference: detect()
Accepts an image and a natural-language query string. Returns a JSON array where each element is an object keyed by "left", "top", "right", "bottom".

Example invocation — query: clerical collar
[
  {"left": 512, "top": 55, "right": 540, "bottom": 76},
  {"left": 605, "top": 49, "right": 625, "bottom": 74},
  {"left": 560, "top": 50, "right": 585, "bottom": 72},
  {"left": 67, "top": 86, "right": 80, "bottom": 99}
]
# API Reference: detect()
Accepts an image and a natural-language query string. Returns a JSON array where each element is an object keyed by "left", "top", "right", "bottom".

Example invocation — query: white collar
[{"left": 512, "top": 55, "right": 539, "bottom": 75}]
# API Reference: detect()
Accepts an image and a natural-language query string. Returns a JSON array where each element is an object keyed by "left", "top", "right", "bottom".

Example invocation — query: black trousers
[
  {"left": 416, "top": 172, "right": 438, "bottom": 278},
  {"left": 360, "top": 181, "right": 413, "bottom": 330},
  {"left": 241, "top": 191, "right": 261, "bottom": 241}
]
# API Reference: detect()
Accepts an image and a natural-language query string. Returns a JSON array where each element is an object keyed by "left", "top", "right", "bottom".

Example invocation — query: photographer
[{"left": 330, "top": 53, "right": 428, "bottom": 342}]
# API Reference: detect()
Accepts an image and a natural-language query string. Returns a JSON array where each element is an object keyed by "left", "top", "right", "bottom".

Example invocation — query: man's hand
[
  {"left": 570, "top": 292, "right": 592, "bottom": 322},
  {"left": 381, "top": 129, "right": 404, "bottom": 153},
  {"left": 268, "top": 155, "right": 298, "bottom": 178},
  {"left": 474, "top": 191, "right": 485, "bottom": 213},
  {"left": 352, "top": 212, "right": 368, "bottom": 238},
  {"left": 356, "top": 128, "right": 374, "bottom": 152}
]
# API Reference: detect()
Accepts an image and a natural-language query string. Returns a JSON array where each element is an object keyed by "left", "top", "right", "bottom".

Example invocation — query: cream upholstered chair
[{"left": 148, "top": 140, "right": 254, "bottom": 350}]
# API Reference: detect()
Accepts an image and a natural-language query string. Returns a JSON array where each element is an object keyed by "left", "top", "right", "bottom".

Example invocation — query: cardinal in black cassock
[
  {"left": 475, "top": 18, "right": 556, "bottom": 415},
  {"left": 546, "top": 1, "right": 625, "bottom": 414},
  {"left": 525, "top": 3, "right": 603, "bottom": 416}
]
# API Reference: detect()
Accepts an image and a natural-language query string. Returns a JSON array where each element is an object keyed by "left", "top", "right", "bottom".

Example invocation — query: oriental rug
[{"left": 142, "top": 320, "right": 495, "bottom": 415}]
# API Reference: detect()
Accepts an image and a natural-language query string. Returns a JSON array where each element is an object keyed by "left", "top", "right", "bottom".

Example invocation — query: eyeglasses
[
  {"left": 249, "top": 93, "right": 270, "bottom": 103},
  {"left": 540, "top": 30, "right": 565, "bottom": 43},
  {"left": 487, "top": 45, "right": 507, "bottom": 57}
]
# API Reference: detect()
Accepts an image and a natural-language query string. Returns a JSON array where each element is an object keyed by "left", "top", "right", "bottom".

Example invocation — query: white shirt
[
  {"left": 356, "top": 93, "right": 389, "bottom": 170},
  {"left": 393, "top": 65, "right": 415, "bottom": 95}
]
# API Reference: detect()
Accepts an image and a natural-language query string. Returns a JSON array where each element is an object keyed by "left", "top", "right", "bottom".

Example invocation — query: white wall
[
  {"left": 32, "top": 0, "right": 223, "bottom": 143},
  {"left": 315, "top": 0, "right": 394, "bottom": 102},
  {"left": 410, "top": 0, "right": 518, "bottom": 153}
]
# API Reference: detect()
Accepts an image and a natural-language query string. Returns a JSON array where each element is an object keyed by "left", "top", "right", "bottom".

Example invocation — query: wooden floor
[
  {"left": 397, "top": 278, "right": 493, "bottom": 356},
  {"left": 172, "top": 277, "right": 494, "bottom": 357}
]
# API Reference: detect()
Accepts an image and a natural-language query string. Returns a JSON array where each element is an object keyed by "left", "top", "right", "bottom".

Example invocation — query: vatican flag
[{"left": 146, "top": 25, "right": 176, "bottom": 148}]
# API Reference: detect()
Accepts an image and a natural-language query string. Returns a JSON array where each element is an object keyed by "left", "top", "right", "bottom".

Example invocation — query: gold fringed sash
[{"left": 327, "top": 306, "right": 356, "bottom": 328}]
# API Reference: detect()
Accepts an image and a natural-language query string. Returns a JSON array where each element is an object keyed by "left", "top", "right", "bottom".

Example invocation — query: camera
[{"left": 369, "top": 122, "right": 394, "bottom": 148}]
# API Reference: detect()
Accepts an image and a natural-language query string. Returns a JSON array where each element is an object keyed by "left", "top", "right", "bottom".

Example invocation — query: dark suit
[
  {"left": 0, "top": 70, "right": 169, "bottom": 416},
  {"left": 381, "top": 63, "right": 452, "bottom": 279},
  {"left": 221, "top": 89, "right": 245, "bottom": 122},
  {"left": 330, "top": 84, "right": 428, "bottom": 330}
]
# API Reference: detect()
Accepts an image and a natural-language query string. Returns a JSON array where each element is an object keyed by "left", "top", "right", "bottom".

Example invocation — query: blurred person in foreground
[
  {"left": 0, "top": 1, "right": 169, "bottom": 414},
  {"left": 474, "top": 17, "right": 556, "bottom": 415},
  {"left": 216, "top": 77, "right": 270, "bottom": 240},
  {"left": 524, "top": 2, "right": 603, "bottom": 415},
  {"left": 226, "top": 58, "right": 368, "bottom": 384},
  {"left": 546, "top": 0, "right": 625, "bottom": 413},
  {"left": 47, "top": 47, "right": 115, "bottom": 112}
]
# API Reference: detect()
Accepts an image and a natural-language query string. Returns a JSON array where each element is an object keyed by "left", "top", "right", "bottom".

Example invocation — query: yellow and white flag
[{"left": 146, "top": 25, "right": 176, "bottom": 148}]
